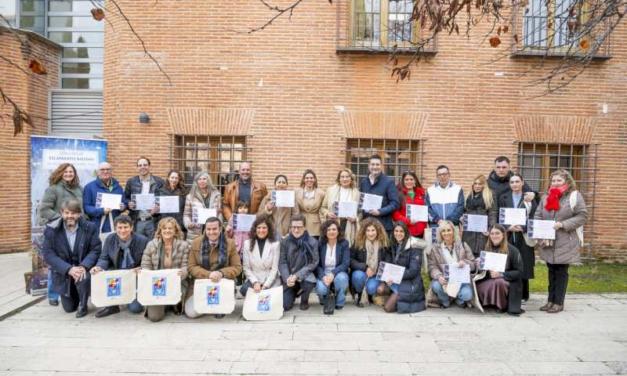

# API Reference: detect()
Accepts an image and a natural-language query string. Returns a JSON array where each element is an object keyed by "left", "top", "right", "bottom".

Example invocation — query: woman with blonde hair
[
  {"left": 462, "top": 174, "right": 497, "bottom": 256},
  {"left": 295, "top": 169, "right": 325, "bottom": 238},
  {"left": 38, "top": 163, "right": 83, "bottom": 306},
  {"left": 426, "top": 220, "right": 475, "bottom": 308},
  {"left": 319, "top": 168, "right": 361, "bottom": 246},
  {"left": 349, "top": 217, "right": 389, "bottom": 307},
  {"left": 183, "top": 171, "right": 222, "bottom": 240},
  {"left": 141, "top": 217, "right": 191, "bottom": 321},
  {"left": 534, "top": 169, "right": 587, "bottom": 313}
]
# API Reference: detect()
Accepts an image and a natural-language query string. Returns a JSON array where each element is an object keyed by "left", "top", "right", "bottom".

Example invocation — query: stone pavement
[
  {"left": 0, "top": 290, "right": 626, "bottom": 375},
  {"left": 0, "top": 252, "right": 40, "bottom": 320}
]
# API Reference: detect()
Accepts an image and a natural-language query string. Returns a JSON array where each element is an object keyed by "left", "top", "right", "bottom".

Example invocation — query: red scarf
[{"left": 545, "top": 184, "right": 569, "bottom": 211}]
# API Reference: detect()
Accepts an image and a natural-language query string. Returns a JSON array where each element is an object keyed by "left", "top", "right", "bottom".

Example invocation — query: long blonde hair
[
  {"left": 466, "top": 174, "right": 493, "bottom": 209},
  {"left": 354, "top": 217, "right": 389, "bottom": 249}
]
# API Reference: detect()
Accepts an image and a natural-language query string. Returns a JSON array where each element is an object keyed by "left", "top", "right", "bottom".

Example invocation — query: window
[
  {"left": 0, "top": 0, "right": 17, "bottom": 27},
  {"left": 352, "top": 0, "right": 416, "bottom": 49},
  {"left": 169, "top": 135, "right": 249, "bottom": 193},
  {"left": 523, "top": 0, "right": 583, "bottom": 49},
  {"left": 345, "top": 138, "right": 422, "bottom": 185}
]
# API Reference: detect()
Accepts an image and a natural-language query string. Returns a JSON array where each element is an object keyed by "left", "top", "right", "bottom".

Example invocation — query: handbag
[
  {"left": 323, "top": 288, "right": 336, "bottom": 315},
  {"left": 99, "top": 212, "right": 114, "bottom": 243}
]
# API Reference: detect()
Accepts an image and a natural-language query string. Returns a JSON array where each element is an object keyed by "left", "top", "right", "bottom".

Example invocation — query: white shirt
[{"left": 324, "top": 243, "right": 337, "bottom": 274}]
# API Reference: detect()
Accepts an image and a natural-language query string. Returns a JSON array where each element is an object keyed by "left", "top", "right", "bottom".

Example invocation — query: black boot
[{"left": 355, "top": 292, "right": 364, "bottom": 308}]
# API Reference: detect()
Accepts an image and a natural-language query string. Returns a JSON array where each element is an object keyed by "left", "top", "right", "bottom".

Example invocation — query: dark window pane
[
  {"left": 62, "top": 77, "right": 102, "bottom": 89},
  {"left": 62, "top": 62, "right": 103, "bottom": 75},
  {"left": 20, "top": 0, "right": 44, "bottom": 13},
  {"left": 49, "top": 31, "right": 103, "bottom": 44},
  {"left": 62, "top": 47, "right": 103, "bottom": 59},
  {"left": 48, "top": 16, "right": 104, "bottom": 30}
]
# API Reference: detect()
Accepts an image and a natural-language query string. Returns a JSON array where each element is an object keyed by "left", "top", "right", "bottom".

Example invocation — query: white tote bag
[
  {"left": 242, "top": 286, "right": 284, "bottom": 321},
  {"left": 99, "top": 213, "right": 115, "bottom": 243},
  {"left": 192, "top": 278, "right": 236, "bottom": 314},
  {"left": 137, "top": 269, "right": 181, "bottom": 306},
  {"left": 91, "top": 269, "right": 136, "bottom": 307}
]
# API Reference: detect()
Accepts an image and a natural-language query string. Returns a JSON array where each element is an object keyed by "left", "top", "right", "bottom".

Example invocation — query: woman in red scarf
[
  {"left": 534, "top": 169, "right": 588, "bottom": 313},
  {"left": 392, "top": 171, "right": 427, "bottom": 238}
]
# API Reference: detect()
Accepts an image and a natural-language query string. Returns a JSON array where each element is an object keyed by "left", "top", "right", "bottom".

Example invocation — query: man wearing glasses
[
  {"left": 83, "top": 162, "right": 127, "bottom": 236},
  {"left": 123, "top": 157, "right": 165, "bottom": 239},
  {"left": 279, "top": 214, "right": 319, "bottom": 311},
  {"left": 425, "top": 165, "right": 465, "bottom": 228}
]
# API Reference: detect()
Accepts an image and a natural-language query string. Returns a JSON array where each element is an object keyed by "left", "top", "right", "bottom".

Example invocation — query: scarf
[
  {"left": 365, "top": 240, "right": 380, "bottom": 271},
  {"left": 119, "top": 237, "right": 134, "bottom": 269},
  {"left": 545, "top": 184, "right": 569, "bottom": 211},
  {"left": 201, "top": 233, "right": 227, "bottom": 270}
]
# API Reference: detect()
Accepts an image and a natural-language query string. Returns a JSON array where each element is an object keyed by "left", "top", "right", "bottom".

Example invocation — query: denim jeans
[
  {"left": 316, "top": 272, "right": 349, "bottom": 307},
  {"left": 430, "top": 280, "right": 472, "bottom": 307},
  {"left": 351, "top": 270, "right": 381, "bottom": 296},
  {"left": 47, "top": 269, "right": 59, "bottom": 301}
]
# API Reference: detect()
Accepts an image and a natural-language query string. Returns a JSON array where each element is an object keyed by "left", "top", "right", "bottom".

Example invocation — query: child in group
[{"left": 227, "top": 201, "right": 251, "bottom": 294}]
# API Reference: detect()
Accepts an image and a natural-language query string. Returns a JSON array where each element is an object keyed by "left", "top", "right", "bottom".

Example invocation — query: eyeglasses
[
  {"left": 99, "top": 168, "right": 112, "bottom": 171},
  {"left": 436, "top": 172, "right": 450, "bottom": 177}
]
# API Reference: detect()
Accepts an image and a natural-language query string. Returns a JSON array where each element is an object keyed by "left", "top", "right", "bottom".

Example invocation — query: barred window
[
  {"left": 352, "top": 0, "right": 415, "bottom": 48},
  {"left": 523, "top": 0, "right": 582, "bottom": 49},
  {"left": 169, "top": 135, "right": 248, "bottom": 193},
  {"left": 345, "top": 138, "right": 423, "bottom": 185},
  {"left": 517, "top": 142, "right": 597, "bottom": 253}
]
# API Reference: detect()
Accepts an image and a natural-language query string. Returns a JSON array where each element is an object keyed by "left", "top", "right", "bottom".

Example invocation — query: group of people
[{"left": 38, "top": 154, "right": 587, "bottom": 320}]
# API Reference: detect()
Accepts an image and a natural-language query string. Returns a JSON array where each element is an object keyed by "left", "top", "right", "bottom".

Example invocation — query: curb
[{"left": 0, "top": 296, "right": 45, "bottom": 321}]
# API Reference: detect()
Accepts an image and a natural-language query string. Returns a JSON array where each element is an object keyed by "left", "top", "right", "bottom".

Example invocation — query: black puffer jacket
[{"left": 380, "top": 241, "right": 426, "bottom": 314}]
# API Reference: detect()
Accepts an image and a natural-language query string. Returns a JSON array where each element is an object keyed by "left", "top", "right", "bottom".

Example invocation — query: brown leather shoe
[
  {"left": 539, "top": 302, "right": 553, "bottom": 311},
  {"left": 547, "top": 304, "right": 563, "bottom": 313}
]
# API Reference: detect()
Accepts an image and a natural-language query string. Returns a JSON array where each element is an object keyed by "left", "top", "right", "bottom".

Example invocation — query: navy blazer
[
  {"left": 96, "top": 232, "right": 149, "bottom": 270},
  {"left": 316, "top": 239, "right": 350, "bottom": 278},
  {"left": 42, "top": 218, "right": 101, "bottom": 295},
  {"left": 359, "top": 173, "right": 400, "bottom": 231}
]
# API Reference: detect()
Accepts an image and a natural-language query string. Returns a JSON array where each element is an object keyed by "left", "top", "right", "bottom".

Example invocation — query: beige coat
[
  {"left": 141, "top": 238, "right": 191, "bottom": 303},
  {"left": 295, "top": 188, "right": 325, "bottom": 236},
  {"left": 259, "top": 192, "right": 300, "bottom": 239},
  {"left": 183, "top": 189, "right": 222, "bottom": 241},
  {"left": 242, "top": 239, "right": 281, "bottom": 288},
  {"left": 534, "top": 190, "right": 588, "bottom": 264},
  {"left": 426, "top": 241, "right": 476, "bottom": 280},
  {"left": 319, "top": 184, "right": 361, "bottom": 246}
]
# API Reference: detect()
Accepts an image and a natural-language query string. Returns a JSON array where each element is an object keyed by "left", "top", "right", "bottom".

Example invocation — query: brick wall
[
  {"left": 97, "top": 1, "right": 627, "bottom": 260},
  {"left": 0, "top": 27, "right": 61, "bottom": 253}
]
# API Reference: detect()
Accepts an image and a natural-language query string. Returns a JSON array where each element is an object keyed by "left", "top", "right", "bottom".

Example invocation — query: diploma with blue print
[
  {"left": 499, "top": 208, "right": 527, "bottom": 226},
  {"left": 527, "top": 219, "right": 556, "bottom": 240},
  {"left": 462, "top": 214, "right": 489, "bottom": 233}
]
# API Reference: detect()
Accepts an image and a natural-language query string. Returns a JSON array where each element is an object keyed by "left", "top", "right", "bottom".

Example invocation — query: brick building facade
[
  {"left": 1, "top": 1, "right": 625, "bottom": 261},
  {"left": 0, "top": 26, "right": 60, "bottom": 253}
]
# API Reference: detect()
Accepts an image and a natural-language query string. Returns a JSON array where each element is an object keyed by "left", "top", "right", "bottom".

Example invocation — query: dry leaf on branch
[
  {"left": 579, "top": 38, "right": 590, "bottom": 50},
  {"left": 28, "top": 60, "right": 47, "bottom": 75},
  {"left": 91, "top": 8, "right": 105, "bottom": 21},
  {"left": 489, "top": 36, "right": 501, "bottom": 48}
]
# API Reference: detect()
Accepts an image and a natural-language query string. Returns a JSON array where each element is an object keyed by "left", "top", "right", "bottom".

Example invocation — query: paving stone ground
[{"left": 1, "top": 252, "right": 626, "bottom": 375}]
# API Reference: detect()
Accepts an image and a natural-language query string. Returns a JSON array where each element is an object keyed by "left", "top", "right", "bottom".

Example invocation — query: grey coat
[
  {"left": 534, "top": 191, "right": 588, "bottom": 264},
  {"left": 38, "top": 182, "right": 83, "bottom": 225}
]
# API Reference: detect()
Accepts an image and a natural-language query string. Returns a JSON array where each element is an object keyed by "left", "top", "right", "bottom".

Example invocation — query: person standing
[
  {"left": 155, "top": 169, "right": 187, "bottom": 237},
  {"left": 498, "top": 173, "right": 538, "bottom": 301},
  {"left": 295, "top": 169, "right": 325, "bottom": 239},
  {"left": 319, "top": 168, "right": 361, "bottom": 246},
  {"left": 259, "top": 175, "right": 300, "bottom": 239},
  {"left": 487, "top": 156, "right": 535, "bottom": 202},
  {"left": 223, "top": 162, "right": 267, "bottom": 220},
  {"left": 462, "top": 174, "right": 497, "bottom": 256},
  {"left": 183, "top": 172, "right": 222, "bottom": 241},
  {"left": 42, "top": 199, "right": 101, "bottom": 318},
  {"left": 392, "top": 171, "right": 427, "bottom": 239},
  {"left": 83, "top": 162, "right": 126, "bottom": 236},
  {"left": 359, "top": 155, "right": 400, "bottom": 234},
  {"left": 425, "top": 165, "right": 465, "bottom": 227},
  {"left": 124, "top": 157, "right": 165, "bottom": 239},
  {"left": 534, "top": 169, "right": 588, "bottom": 314},
  {"left": 38, "top": 163, "right": 83, "bottom": 306}
]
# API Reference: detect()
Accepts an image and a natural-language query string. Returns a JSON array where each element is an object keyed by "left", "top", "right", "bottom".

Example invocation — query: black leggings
[{"left": 547, "top": 263, "right": 569, "bottom": 305}]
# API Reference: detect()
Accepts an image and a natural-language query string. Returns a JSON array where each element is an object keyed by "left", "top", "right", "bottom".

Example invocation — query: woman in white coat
[
  {"left": 319, "top": 168, "right": 361, "bottom": 246},
  {"left": 240, "top": 215, "right": 281, "bottom": 296}
]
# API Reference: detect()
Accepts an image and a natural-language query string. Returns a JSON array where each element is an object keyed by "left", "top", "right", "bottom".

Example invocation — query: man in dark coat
[
  {"left": 124, "top": 156, "right": 165, "bottom": 239},
  {"left": 42, "top": 199, "right": 101, "bottom": 318},
  {"left": 90, "top": 214, "right": 149, "bottom": 318},
  {"left": 279, "top": 214, "right": 319, "bottom": 311},
  {"left": 359, "top": 154, "right": 400, "bottom": 233},
  {"left": 487, "top": 156, "right": 535, "bottom": 201}
]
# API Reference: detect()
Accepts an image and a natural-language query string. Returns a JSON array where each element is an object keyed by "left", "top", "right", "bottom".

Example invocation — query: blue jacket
[
  {"left": 315, "top": 239, "right": 350, "bottom": 279},
  {"left": 83, "top": 178, "right": 126, "bottom": 234},
  {"left": 96, "top": 232, "right": 149, "bottom": 270},
  {"left": 42, "top": 218, "right": 101, "bottom": 295},
  {"left": 425, "top": 182, "right": 464, "bottom": 225},
  {"left": 359, "top": 173, "right": 400, "bottom": 231}
]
